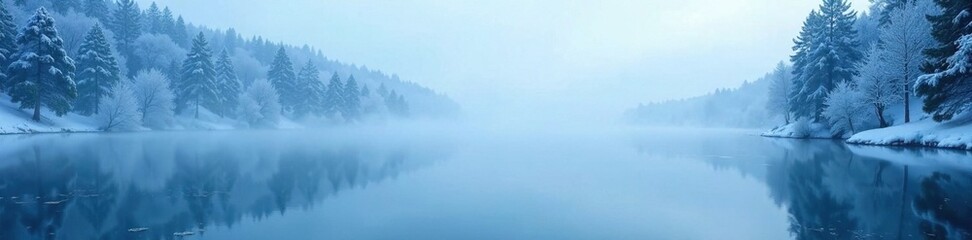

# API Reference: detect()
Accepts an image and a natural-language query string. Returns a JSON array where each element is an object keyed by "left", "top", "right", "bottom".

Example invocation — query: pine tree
[
  {"left": 360, "top": 84, "right": 370, "bottom": 97},
  {"left": 6, "top": 8, "right": 78, "bottom": 121},
  {"left": 767, "top": 62, "right": 793, "bottom": 124},
  {"left": 294, "top": 60, "right": 325, "bottom": 117},
  {"left": 82, "top": 0, "right": 110, "bottom": 22},
  {"left": 144, "top": 2, "right": 162, "bottom": 34},
  {"left": 111, "top": 0, "right": 141, "bottom": 66},
  {"left": 165, "top": 59, "right": 179, "bottom": 81},
  {"left": 377, "top": 82, "right": 389, "bottom": 97},
  {"left": 51, "top": 0, "right": 81, "bottom": 14},
  {"left": 384, "top": 90, "right": 409, "bottom": 117},
  {"left": 789, "top": 11, "right": 823, "bottom": 120},
  {"left": 790, "top": 0, "right": 863, "bottom": 122},
  {"left": 160, "top": 7, "right": 174, "bottom": 35},
  {"left": 342, "top": 75, "right": 361, "bottom": 120},
  {"left": 171, "top": 15, "right": 188, "bottom": 48},
  {"left": 266, "top": 47, "right": 297, "bottom": 113},
  {"left": 224, "top": 28, "right": 238, "bottom": 53},
  {"left": 0, "top": 0, "right": 17, "bottom": 88},
  {"left": 916, "top": 0, "right": 972, "bottom": 121},
  {"left": 13, "top": 0, "right": 24, "bottom": 7},
  {"left": 112, "top": 0, "right": 142, "bottom": 75},
  {"left": 75, "top": 24, "right": 120, "bottom": 116},
  {"left": 214, "top": 49, "right": 241, "bottom": 117},
  {"left": 324, "top": 72, "right": 344, "bottom": 117},
  {"left": 176, "top": 32, "right": 218, "bottom": 119}
]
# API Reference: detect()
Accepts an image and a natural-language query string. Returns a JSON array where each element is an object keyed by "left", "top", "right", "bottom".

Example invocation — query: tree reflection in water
[
  {"left": 631, "top": 132, "right": 972, "bottom": 240},
  {"left": 0, "top": 131, "right": 447, "bottom": 240}
]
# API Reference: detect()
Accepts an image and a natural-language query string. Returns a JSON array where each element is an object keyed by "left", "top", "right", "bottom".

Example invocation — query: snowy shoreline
[
  {"left": 845, "top": 119, "right": 972, "bottom": 150},
  {"left": 761, "top": 118, "right": 972, "bottom": 151}
]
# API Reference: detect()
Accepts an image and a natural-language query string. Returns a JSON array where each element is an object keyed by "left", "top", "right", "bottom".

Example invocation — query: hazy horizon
[{"left": 137, "top": 0, "right": 870, "bottom": 124}]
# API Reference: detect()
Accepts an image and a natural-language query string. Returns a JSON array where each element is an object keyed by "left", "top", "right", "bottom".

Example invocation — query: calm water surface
[{"left": 1, "top": 128, "right": 970, "bottom": 239}]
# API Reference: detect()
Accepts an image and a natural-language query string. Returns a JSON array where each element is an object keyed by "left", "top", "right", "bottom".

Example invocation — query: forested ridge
[{"left": 0, "top": 0, "right": 459, "bottom": 131}]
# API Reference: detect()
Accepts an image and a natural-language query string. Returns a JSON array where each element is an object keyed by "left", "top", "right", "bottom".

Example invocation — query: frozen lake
[{"left": 0, "top": 128, "right": 970, "bottom": 239}]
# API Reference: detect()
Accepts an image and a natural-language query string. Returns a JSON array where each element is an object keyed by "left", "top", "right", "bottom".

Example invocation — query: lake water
[{"left": 1, "top": 128, "right": 970, "bottom": 239}]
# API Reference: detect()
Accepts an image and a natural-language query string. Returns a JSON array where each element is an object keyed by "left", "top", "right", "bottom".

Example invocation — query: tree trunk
[
  {"left": 904, "top": 68, "right": 911, "bottom": 124},
  {"left": 32, "top": 100, "right": 41, "bottom": 122},
  {"left": 904, "top": 86, "right": 911, "bottom": 123},
  {"left": 876, "top": 105, "right": 889, "bottom": 128},
  {"left": 194, "top": 102, "right": 199, "bottom": 119},
  {"left": 847, "top": 118, "right": 855, "bottom": 134}
]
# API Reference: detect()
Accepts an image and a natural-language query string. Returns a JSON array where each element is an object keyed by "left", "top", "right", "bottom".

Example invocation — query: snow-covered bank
[
  {"left": 0, "top": 96, "right": 99, "bottom": 134},
  {"left": 846, "top": 118, "right": 972, "bottom": 150},
  {"left": 0, "top": 94, "right": 301, "bottom": 135},
  {"left": 759, "top": 120, "right": 835, "bottom": 139}
]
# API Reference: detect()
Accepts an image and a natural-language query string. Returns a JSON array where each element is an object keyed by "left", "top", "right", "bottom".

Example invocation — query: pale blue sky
[{"left": 138, "top": 0, "right": 870, "bottom": 123}]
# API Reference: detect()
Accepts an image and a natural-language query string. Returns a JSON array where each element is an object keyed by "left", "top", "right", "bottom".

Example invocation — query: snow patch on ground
[
  {"left": 847, "top": 117, "right": 972, "bottom": 150},
  {"left": 0, "top": 95, "right": 99, "bottom": 134}
]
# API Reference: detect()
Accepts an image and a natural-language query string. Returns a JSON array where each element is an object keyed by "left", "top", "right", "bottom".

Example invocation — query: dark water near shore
[{"left": 1, "top": 128, "right": 970, "bottom": 239}]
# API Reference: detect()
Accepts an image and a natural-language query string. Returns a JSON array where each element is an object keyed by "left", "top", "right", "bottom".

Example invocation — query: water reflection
[
  {"left": 0, "top": 131, "right": 449, "bottom": 240},
  {"left": 631, "top": 130, "right": 972, "bottom": 240}
]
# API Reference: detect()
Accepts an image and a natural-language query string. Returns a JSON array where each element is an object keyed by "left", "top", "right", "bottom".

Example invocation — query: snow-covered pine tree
[
  {"left": 75, "top": 24, "right": 121, "bottom": 116},
  {"left": 165, "top": 59, "right": 179, "bottom": 81},
  {"left": 790, "top": 0, "right": 862, "bottom": 122},
  {"left": 385, "top": 90, "right": 399, "bottom": 115},
  {"left": 766, "top": 62, "right": 793, "bottom": 124},
  {"left": 111, "top": 0, "right": 141, "bottom": 60},
  {"left": 6, "top": 8, "right": 78, "bottom": 121},
  {"left": 171, "top": 15, "right": 188, "bottom": 48},
  {"left": 789, "top": 11, "right": 822, "bottom": 120},
  {"left": 360, "top": 84, "right": 370, "bottom": 97},
  {"left": 13, "top": 0, "right": 24, "bottom": 7},
  {"left": 377, "top": 82, "right": 389, "bottom": 97},
  {"left": 0, "top": 0, "right": 17, "bottom": 88},
  {"left": 144, "top": 2, "right": 162, "bottom": 34},
  {"left": 916, "top": 0, "right": 972, "bottom": 122},
  {"left": 397, "top": 94, "right": 409, "bottom": 116},
  {"left": 267, "top": 47, "right": 297, "bottom": 113},
  {"left": 875, "top": 0, "right": 937, "bottom": 123},
  {"left": 215, "top": 49, "right": 242, "bottom": 117},
  {"left": 176, "top": 32, "right": 218, "bottom": 119},
  {"left": 224, "top": 28, "right": 239, "bottom": 54},
  {"left": 50, "top": 0, "right": 81, "bottom": 14},
  {"left": 82, "top": 0, "right": 110, "bottom": 22},
  {"left": 294, "top": 60, "right": 325, "bottom": 117},
  {"left": 324, "top": 72, "right": 344, "bottom": 117},
  {"left": 159, "top": 7, "right": 174, "bottom": 34},
  {"left": 342, "top": 75, "right": 361, "bottom": 121}
]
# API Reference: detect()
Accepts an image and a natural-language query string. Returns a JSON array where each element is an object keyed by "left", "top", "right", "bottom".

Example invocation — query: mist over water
[{"left": 2, "top": 126, "right": 970, "bottom": 239}]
